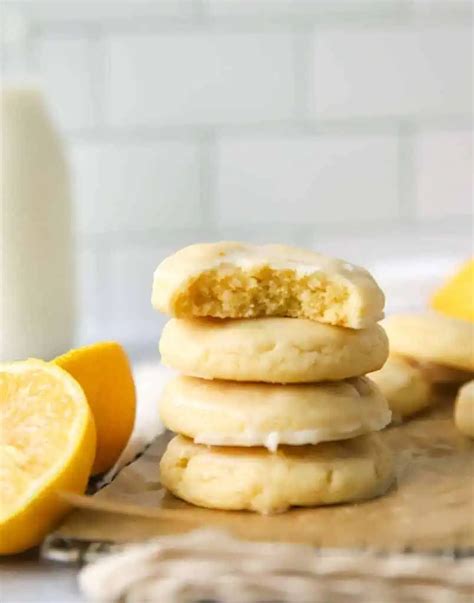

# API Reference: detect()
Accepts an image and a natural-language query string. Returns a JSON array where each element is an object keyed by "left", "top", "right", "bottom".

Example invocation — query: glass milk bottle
[{"left": 0, "top": 86, "right": 75, "bottom": 361}]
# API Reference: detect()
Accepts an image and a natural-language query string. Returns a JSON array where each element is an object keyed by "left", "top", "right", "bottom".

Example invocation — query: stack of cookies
[{"left": 153, "top": 242, "right": 394, "bottom": 514}]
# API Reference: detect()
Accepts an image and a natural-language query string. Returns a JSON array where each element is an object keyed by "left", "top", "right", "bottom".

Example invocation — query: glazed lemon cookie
[
  {"left": 454, "top": 380, "right": 474, "bottom": 438},
  {"left": 383, "top": 314, "right": 474, "bottom": 372},
  {"left": 160, "top": 317, "right": 388, "bottom": 383},
  {"left": 160, "top": 434, "right": 394, "bottom": 514},
  {"left": 159, "top": 376, "right": 391, "bottom": 451},
  {"left": 152, "top": 242, "right": 384, "bottom": 329},
  {"left": 369, "top": 356, "right": 433, "bottom": 420}
]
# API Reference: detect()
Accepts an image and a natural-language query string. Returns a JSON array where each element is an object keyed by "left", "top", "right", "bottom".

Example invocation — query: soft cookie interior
[{"left": 174, "top": 266, "right": 355, "bottom": 327}]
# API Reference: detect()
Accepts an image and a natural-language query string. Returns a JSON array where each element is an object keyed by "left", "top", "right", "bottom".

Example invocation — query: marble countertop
[{"left": 1, "top": 553, "right": 81, "bottom": 603}]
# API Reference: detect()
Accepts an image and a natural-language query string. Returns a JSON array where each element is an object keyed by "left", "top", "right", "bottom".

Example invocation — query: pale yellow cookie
[
  {"left": 454, "top": 380, "right": 474, "bottom": 438},
  {"left": 160, "top": 434, "right": 394, "bottom": 514},
  {"left": 383, "top": 314, "right": 474, "bottom": 372},
  {"left": 159, "top": 376, "right": 391, "bottom": 450},
  {"left": 160, "top": 317, "right": 388, "bottom": 383},
  {"left": 152, "top": 242, "right": 384, "bottom": 329},
  {"left": 405, "top": 359, "right": 473, "bottom": 385},
  {"left": 369, "top": 356, "right": 433, "bottom": 420}
]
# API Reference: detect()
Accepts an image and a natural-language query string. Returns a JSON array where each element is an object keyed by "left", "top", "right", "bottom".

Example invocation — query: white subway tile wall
[
  {"left": 216, "top": 134, "right": 400, "bottom": 225},
  {"left": 71, "top": 140, "right": 202, "bottom": 234},
  {"left": 311, "top": 26, "right": 472, "bottom": 120},
  {"left": 104, "top": 33, "right": 297, "bottom": 127},
  {"left": 76, "top": 248, "right": 106, "bottom": 343},
  {"left": 37, "top": 36, "right": 97, "bottom": 130},
  {"left": 2, "top": 0, "right": 472, "bottom": 350},
  {"left": 415, "top": 129, "right": 474, "bottom": 218},
  {"left": 107, "top": 244, "right": 172, "bottom": 343}
]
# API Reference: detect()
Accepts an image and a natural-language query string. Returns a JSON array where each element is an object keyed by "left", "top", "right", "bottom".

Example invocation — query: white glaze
[
  {"left": 210, "top": 249, "right": 358, "bottom": 278},
  {"left": 194, "top": 413, "right": 391, "bottom": 452}
]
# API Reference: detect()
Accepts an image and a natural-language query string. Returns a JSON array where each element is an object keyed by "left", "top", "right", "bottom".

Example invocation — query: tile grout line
[
  {"left": 26, "top": 21, "right": 41, "bottom": 76},
  {"left": 198, "top": 133, "right": 218, "bottom": 233},
  {"left": 292, "top": 27, "right": 314, "bottom": 124},
  {"left": 20, "top": 7, "right": 473, "bottom": 36},
  {"left": 61, "top": 116, "right": 474, "bottom": 143},
  {"left": 191, "top": 0, "right": 208, "bottom": 22},
  {"left": 94, "top": 239, "right": 115, "bottom": 337},
  {"left": 77, "top": 214, "right": 473, "bottom": 253},
  {"left": 397, "top": 122, "right": 417, "bottom": 222},
  {"left": 88, "top": 25, "right": 106, "bottom": 129}
]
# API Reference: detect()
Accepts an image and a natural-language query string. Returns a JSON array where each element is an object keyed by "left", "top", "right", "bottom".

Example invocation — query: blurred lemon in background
[
  {"left": 0, "top": 360, "right": 96, "bottom": 554},
  {"left": 431, "top": 259, "right": 474, "bottom": 322},
  {"left": 54, "top": 342, "right": 136, "bottom": 474}
]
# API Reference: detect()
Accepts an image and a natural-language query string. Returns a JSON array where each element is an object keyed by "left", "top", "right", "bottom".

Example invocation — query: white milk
[{"left": 0, "top": 86, "right": 75, "bottom": 361}]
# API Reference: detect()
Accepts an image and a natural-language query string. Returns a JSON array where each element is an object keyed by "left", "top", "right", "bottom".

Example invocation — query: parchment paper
[{"left": 52, "top": 397, "right": 474, "bottom": 553}]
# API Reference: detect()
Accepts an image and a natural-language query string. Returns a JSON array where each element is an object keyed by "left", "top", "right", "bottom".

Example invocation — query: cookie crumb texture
[
  {"left": 179, "top": 268, "right": 354, "bottom": 324},
  {"left": 160, "top": 434, "right": 394, "bottom": 514},
  {"left": 152, "top": 243, "right": 384, "bottom": 329}
]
